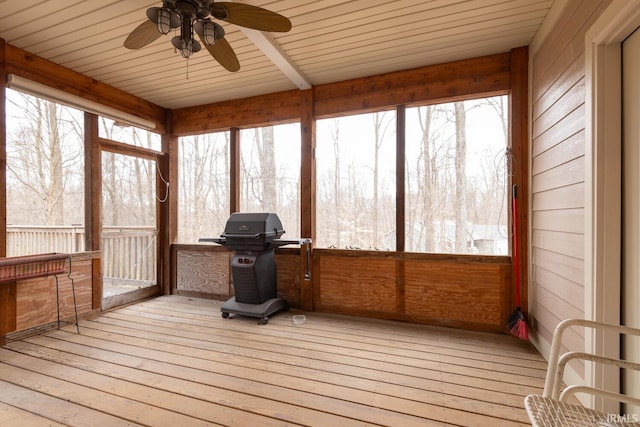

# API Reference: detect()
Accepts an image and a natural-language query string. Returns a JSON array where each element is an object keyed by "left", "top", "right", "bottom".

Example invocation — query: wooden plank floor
[{"left": 0, "top": 295, "right": 546, "bottom": 426}]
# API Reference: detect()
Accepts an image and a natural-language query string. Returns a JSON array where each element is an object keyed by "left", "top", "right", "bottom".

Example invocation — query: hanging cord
[
  {"left": 495, "top": 147, "right": 517, "bottom": 239},
  {"left": 155, "top": 155, "right": 170, "bottom": 203}
]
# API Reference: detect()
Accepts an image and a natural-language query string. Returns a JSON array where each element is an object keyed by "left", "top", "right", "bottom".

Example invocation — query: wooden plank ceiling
[{"left": 0, "top": 0, "right": 554, "bottom": 110}]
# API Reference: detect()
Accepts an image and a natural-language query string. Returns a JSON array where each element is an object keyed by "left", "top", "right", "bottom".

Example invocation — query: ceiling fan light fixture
[
  {"left": 146, "top": 7, "right": 180, "bottom": 35},
  {"left": 172, "top": 36, "right": 191, "bottom": 58},
  {"left": 172, "top": 36, "right": 201, "bottom": 58},
  {"left": 200, "top": 20, "right": 216, "bottom": 45},
  {"left": 194, "top": 20, "right": 225, "bottom": 46}
]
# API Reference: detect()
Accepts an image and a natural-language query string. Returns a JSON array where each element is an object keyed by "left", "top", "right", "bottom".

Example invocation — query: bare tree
[
  {"left": 416, "top": 105, "right": 436, "bottom": 251},
  {"left": 256, "top": 126, "right": 276, "bottom": 210},
  {"left": 331, "top": 120, "right": 341, "bottom": 247},
  {"left": 102, "top": 152, "right": 120, "bottom": 226},
  {"left": 7, "top": 94, "right": 83, "bottom": 225},
  {"left": 372, "top": 111, "right": 393, "bottom": 244},
  {"left": 100, "top": 120, "right": 122, "bottom": 226},
  {"left": 241, "top": 127, "right": 275, "bottom": 211},
  {"left": 179, "top": 132, "right": 230, "bottom": 241},
  {"left": 454, "top": 101, "right": 468, "bottom": 252}
]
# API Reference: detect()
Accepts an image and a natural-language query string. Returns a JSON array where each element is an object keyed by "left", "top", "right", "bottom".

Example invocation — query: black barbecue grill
[{"left": 199, "top": 212, "right": 310, "bottom": 324}]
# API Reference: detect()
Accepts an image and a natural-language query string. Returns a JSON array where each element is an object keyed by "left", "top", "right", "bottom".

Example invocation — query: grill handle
[
  {"left": 198, "top": 237, "right": 226, "bottom": 244},
  {"left": 221, "top": 230, "right": 280, "bottom": 239}
]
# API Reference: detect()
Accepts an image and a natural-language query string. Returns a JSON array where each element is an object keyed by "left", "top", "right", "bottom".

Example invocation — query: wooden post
[
  {"left": 158, "top": 111, "right": 175, "bottom": 295},
  {"left": 300, "top": 89, "right": 316, "bottom": 242},
  {"left": 84, "top": 113, "right": 103, "bottom": 310},
  {"left": 396, "top": 105, "right": 406, "bottom": 314},
  {"left": 0, "top": 38, "right": 7, "bottom": 259},
  {"left": 509, "top": 46, "right": 529, "bottom": 318},
  {"left": 299, "top": 89, "right": 315, "bottom": 311},
  {"left": 229, "top": 127, "right": 240, "bottom": 214},
  {"left": 1, "top": 40, "right": 13, "bottom": 345}
]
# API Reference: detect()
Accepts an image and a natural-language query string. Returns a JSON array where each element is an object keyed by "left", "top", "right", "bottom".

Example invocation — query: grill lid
[
  {"left": 199, "top": 212, "right": 312, "bottom": 252},
  {"left": 222, "top": 212, "right": 284, "bottom": 239},
  {"left": 208, "top": 212, "right": 285, "bottom": 251}
]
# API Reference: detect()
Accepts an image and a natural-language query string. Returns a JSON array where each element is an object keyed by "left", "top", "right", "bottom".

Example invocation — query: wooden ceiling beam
[
  {"left": 171, "top": 51, "right": 512, "bottom": 135},
  {"left": 239, "top": 28, "right": 311, "bottom": 90}
]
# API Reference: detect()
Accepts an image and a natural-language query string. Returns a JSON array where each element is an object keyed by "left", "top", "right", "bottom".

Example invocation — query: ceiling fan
[{"left": 123, "top": 0, "right": 292, "bottom": 72}]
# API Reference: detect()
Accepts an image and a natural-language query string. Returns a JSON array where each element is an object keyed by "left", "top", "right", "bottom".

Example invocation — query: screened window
[
  {"left": 5, "top": 89, "right": 85, "bottom": 256},
  {"left": 316, "top": 111, "right": 396, "bottom": 250},
  {"left": 178, "top": 131, "right": 231, "bottom": 243},
  {"left": 240, "top": 123, "right": 301, "bottom": 238},
  {"left": 405, "top": 96, "right": 509, "bottom": 255}
]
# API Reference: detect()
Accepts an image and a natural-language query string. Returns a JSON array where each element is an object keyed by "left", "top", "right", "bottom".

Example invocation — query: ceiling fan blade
[
  {"left": 202, "top": 36, "right": 240, "bottom": 72},
  {"left": 210, "top": 2, "right": 292, "bottom": 32},
  {"left": 124, "top": 20, "right": 162, "bottom": 49}
]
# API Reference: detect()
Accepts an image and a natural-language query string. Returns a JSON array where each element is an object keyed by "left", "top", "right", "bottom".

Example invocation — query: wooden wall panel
[
  {"left": 533, "top": 53, "right": 585, "bottom": 119},
  {"left": 532, "top": 183, "right": 585, "bottom": 211},
  {"left": 15, "top": 277, "right": 57, "bottom": 329},
  {"left": 532, "top": 2, "right": 610, "bottom": 107},
  {"left": 175, "top": 250, "right": 230, "bottom": 297},
  {"left": 532, "top": 208, "right": 584, "bottom": 234},
  {"left": 0, "top": 281, "right": 16, "bottom": 345},
  {"left": 15, "top": 258, "right": 93, "bottom": 331},
  {"left": 532, "top": 229, "right": 584, "bottom": 260},
  {"left": 532, "top": 131, "right": 584, "bottom": 176},
  {"left": 532, "top": 157, "right": 585, "bottom": 194},
  {"left": 172, "top": 245, "right": 305, "bottom": 308},
  {"left": 531, "top": 0, "right": 613, "bottom": 357},
  {"left": 275, "top": 252, "right": 300, "bottom": 307},
  {"left": 311, "top": 251, "right": 511, "bottom": 332},
  {"left": 533, "top": 247, "right": 584, "bottom": 285},
  {"left": 532, "top": 77, "right": 585, "bottom": 138},
  {"left": 404, "top": 260, "right": 509, "bottom": 328},
  {"left": 532, "top": 107, "right": 585, "bottom": 158},
  {"left": 315, "top": 255, "right": 397, "bottom": 313},
  {"left": 172, "top": 248, "right": 513, "bottom": 332}
]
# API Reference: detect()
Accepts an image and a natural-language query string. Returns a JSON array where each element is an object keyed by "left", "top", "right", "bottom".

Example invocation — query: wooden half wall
[
  {"left": 313, "top": 250, "right": 512, "bottom": 332},
  {"left": 171, "top": 244, "right": 307, "bottom": 309},
  {"left": 0, "top": 252, "right": 101, "bottom": 345},
  {"left": 171, "top": 245, "right": 511, "bottom": 332}
]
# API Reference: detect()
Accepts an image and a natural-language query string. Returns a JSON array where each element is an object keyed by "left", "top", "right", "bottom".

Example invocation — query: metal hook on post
[{"left": 303, "top": 239, "right": 311, "bottom": 281}]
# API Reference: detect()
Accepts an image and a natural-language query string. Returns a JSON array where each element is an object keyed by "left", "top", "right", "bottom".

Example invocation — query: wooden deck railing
[
  {"left": 7, "top": 225, "right": 85, "bottom": 256},
  {"left": 6, "top": 226, "right": 157, "bottom": 282},
  {"left": 102, "top": 227, "right": 157, "bottom": 282}
]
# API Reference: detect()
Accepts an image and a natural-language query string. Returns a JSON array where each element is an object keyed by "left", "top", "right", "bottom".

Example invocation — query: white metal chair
[{"left": 524, "top": 318, "right": 640, "bottom": 426}]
